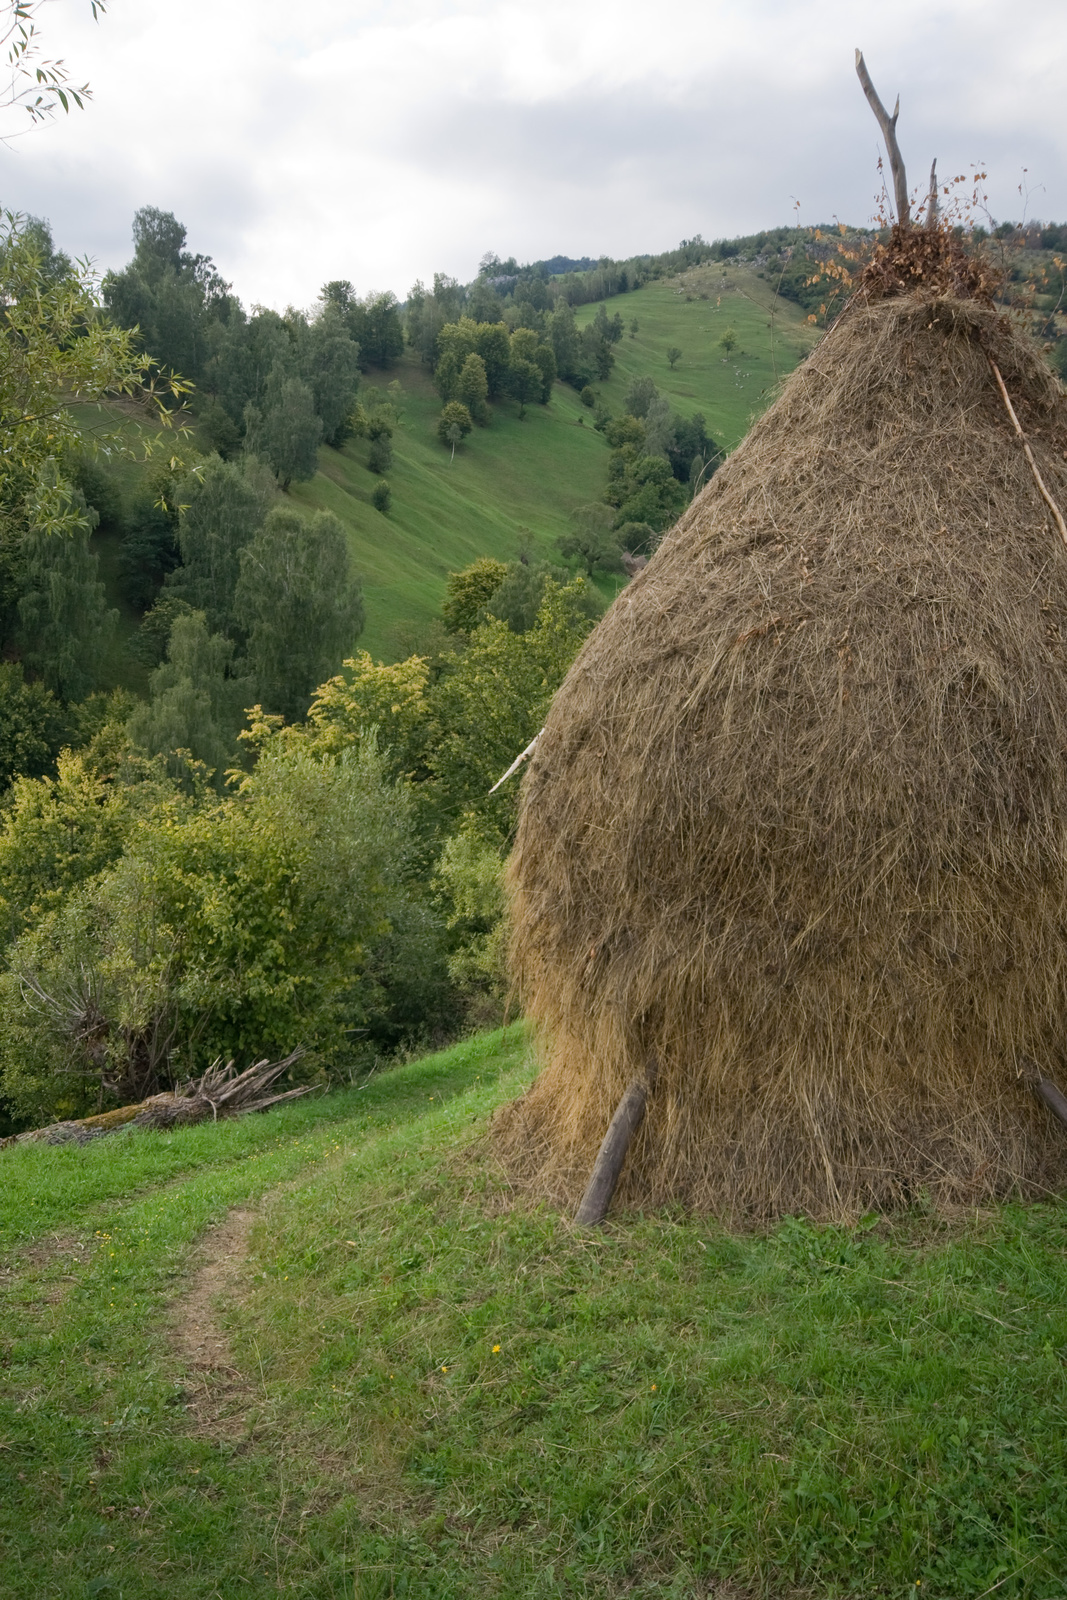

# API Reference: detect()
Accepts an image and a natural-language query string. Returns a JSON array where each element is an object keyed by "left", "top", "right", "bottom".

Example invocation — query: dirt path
[{"left": 169, "top": 1207, "right": 259, "bottom": 1437}]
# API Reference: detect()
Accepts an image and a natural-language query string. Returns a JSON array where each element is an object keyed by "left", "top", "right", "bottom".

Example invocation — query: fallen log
[{"left": 3, "top": 1049, "right": 313, "bottom": 1148}]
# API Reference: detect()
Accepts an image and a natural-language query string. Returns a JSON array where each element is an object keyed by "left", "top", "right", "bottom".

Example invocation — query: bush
[
  {"left": 0, "top": 740, "right": 415, "bottom": 1123},
  {"left": 368, "top": 434, "right": 393, "bottom": 473},
  {"left": 580, "top": 386, "right": 596, "bottom": 408},
  {"left": 372, "top": 479, "right": 391, "bottom": 514}
]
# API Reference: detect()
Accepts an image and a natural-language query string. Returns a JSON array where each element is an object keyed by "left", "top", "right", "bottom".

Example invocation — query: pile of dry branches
[{"left": 5, "top": 1050, "right": 312, "bottom": 1147}]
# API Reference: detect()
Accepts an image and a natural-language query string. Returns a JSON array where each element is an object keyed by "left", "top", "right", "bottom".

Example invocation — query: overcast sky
[{"left": 1, "top": 0, "right": 1065, "bottom": 310}]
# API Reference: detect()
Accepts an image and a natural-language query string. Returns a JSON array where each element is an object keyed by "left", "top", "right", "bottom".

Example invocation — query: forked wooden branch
[
  {"left": 855, "top": 50, "right": 910, "bottom": 227},
  {"left": 575, "top": 1057, "right": 658, "bottom": 1226},
  {"left": 988, "top": 359, "right": 1067, "bottom": 552}
]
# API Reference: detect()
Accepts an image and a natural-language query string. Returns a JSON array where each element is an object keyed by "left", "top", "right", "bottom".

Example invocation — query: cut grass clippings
[{"left": 2, "top": 1026, "right": 1066, "bottom": 1597}]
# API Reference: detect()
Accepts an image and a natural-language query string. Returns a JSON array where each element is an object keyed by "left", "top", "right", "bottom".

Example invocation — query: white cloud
[{"left": 0, "top": 0, "right": 1064, "bottom": 307}]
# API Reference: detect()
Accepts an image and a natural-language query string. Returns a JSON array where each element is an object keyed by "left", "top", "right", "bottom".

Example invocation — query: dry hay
[{"left": 499, "top": 290, "right": 1067, "bottom": 1222}]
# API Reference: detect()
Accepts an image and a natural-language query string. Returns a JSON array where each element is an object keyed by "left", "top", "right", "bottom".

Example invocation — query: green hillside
[
  {"left": 4, "top": 1026, "right": 1067, "bottom": 1597},
  {"left": 292, "top": 264, "right": 818, "bottom": 659},
  {"left": 575, "top": 258, "right": 820, "bottom": 450},
  {"left": 287, "top": 359, "right": 606, "bottom": 659}
]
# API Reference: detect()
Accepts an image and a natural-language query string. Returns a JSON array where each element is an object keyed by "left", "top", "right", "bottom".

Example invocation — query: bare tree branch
[
  {"left": 927, "top": 158, "right": 939, "bottom": 230},
  {"left": 855, "top": 49, "right": 910, "bottom": 227}
]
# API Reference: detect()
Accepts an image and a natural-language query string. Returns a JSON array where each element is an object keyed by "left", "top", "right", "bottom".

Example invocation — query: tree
[
  {"left": 167, "top": 456, "right": 270, "bottom": 636},
  {"left": 475, "top": 322, "right": 512, "bottom": 399},
  {"left": 642, "top": 395, "right": 675, "bottom": 459},
  {"left": 296, "top": 650, "right": 431, "bottom": 783},
  {"left": 104, "top": 207, "right": 235, "bottom": 393},
  {"left": 624, "top": 374, "right": 659, "bottom": 418},
  {"left": 509, "top": 357, "right": 542, "bottom": 419},
  {"left": 0, "top": 743, "right": 137, "bottom": 949},
  {"left": 434, "top": 317, "right": 480, "bottom": 400},
  {"left": 0, "top": 738, "right": 415, "bottom": 1121},
  {"left": 442, "top": 557, "right": 507, "bottom": 634},
  {"left": 629, "top": 318, "right": 639, "bottom": 339},
  {"left": 509, "top": 328, "right": 554, "bottom": 409},
  {"left": 368, "top": 434, "right": 392, "bottom": 473},
  {"left": 437, "top": 401, "right": 472, "bottom": 452},
  {"left": 304, "top": 304, "right": 361, "bottom": 446},
  {"left": 119, "top": 493, "right": 180, "bottom": 610},
  {"left": 605, "top": 447, "right": 687, "bottom": 530},
  {"left": 372, "top": 480, "right": 391, "bottom": 514},
  {"left": 429, "top": 579, "right": 598, "bottom": 840},
  {"left": 548, "top": 300, "right": 584, "bottom": 386},
  {"left": 247, "top": 373, "right": 323, "bottom": 490},
  {"left": 0, "top": 662, "right": 63, "bottom": 791},
  {"left": 0, "top": 211, "right": 185, "bottom": 544},
  {"left": 558, "top": 503, "right": 621, "bottom": 576},
  {"left": 17, "top": 497, "right": 116, "bottom": 700},
  {"left": 486, "top": 559, "right": 602, "bottom": 635},
  {"left": 127, "top": 610, "right": 255, "bottom": 787},
  {"left": 667, "top": 345, "right": 682, "bottom": 369},
  {"left": 235, "top": 507, "right": 364, "bottom": 722},
  {"left": 457, "top": 353, "right": 489, "bottom": 424},
  {"left": 719, "top": 325, "right": 738, "bottom": 357},
  {"left": 346, "top": 291, "right": 404, "bottom": 369}
]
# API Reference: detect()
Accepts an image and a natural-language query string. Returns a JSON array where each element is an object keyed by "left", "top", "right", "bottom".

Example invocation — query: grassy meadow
[
  {"left": 574, "top": 260, "right": 820, "bottom": 453},
  {"left": 4, "top": 1026, "right": 1067, "bottom": 1598}
]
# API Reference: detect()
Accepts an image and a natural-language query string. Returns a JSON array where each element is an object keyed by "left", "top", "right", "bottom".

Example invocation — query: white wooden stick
[{"left": 488, "top": 729, "right": 543, "bottom": 794}]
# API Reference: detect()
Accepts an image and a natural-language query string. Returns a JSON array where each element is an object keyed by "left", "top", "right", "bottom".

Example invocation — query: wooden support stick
[
  {"left": 575, "top": 1058, "right": 658, "bottom": 1227},
  {"left": 1034, "top": 1075, "right": 1067, "bottom": 1131},
  {"left": 989, "top": 359, "right": 1067, "bottom": 552},
  {"left": 855, "top": 50, "right": 910, "bottom": 227},
  {"left": 488, "top": 729, "right": 543, "bottom": 794}
]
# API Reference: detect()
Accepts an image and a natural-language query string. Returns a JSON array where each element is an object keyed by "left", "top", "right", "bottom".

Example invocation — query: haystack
[{"left": 498, "top": 247, "right": 1067, "bottom": 1221}]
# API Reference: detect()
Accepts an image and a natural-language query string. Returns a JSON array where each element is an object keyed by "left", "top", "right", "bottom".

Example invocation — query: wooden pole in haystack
[{"left": 575, "top": 1058, "right": 658, "bottom": 1226}]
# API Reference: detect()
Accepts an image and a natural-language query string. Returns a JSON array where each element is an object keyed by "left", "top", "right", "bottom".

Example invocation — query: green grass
[
  {"left": 575, "top": 259, "right": 820, "bottom": 452},
  {"left": 4, "top": 1027, "right": 1067, "bottom": 1597}
]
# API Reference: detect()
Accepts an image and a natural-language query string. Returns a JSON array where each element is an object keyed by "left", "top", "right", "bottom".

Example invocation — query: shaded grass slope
[{"left": 2, "top": 1027, "right": 1067, "bottom": 1597}]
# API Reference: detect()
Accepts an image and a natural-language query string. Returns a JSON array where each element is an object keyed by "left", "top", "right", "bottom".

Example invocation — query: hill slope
[
  {"left": 294, "top": 263, "right": 818, "bottom": 659},
  {"left": 3, "top": 1026, "right": 1067, "bottom": 1597}
]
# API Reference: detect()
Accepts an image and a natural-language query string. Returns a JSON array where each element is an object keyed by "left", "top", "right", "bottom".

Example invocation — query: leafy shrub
[{"left": 0, "top": 740, "right": 414, "bottom": 1122}]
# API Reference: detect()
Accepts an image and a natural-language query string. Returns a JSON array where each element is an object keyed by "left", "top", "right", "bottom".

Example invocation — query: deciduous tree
[{"left": 235, "top": 507, "right": 364, "bottom": 722}]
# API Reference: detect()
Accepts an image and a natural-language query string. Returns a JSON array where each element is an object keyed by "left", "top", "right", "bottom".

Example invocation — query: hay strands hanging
[{"left": 575, "top": 1058, "right": 658, "bottom": 1226}]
